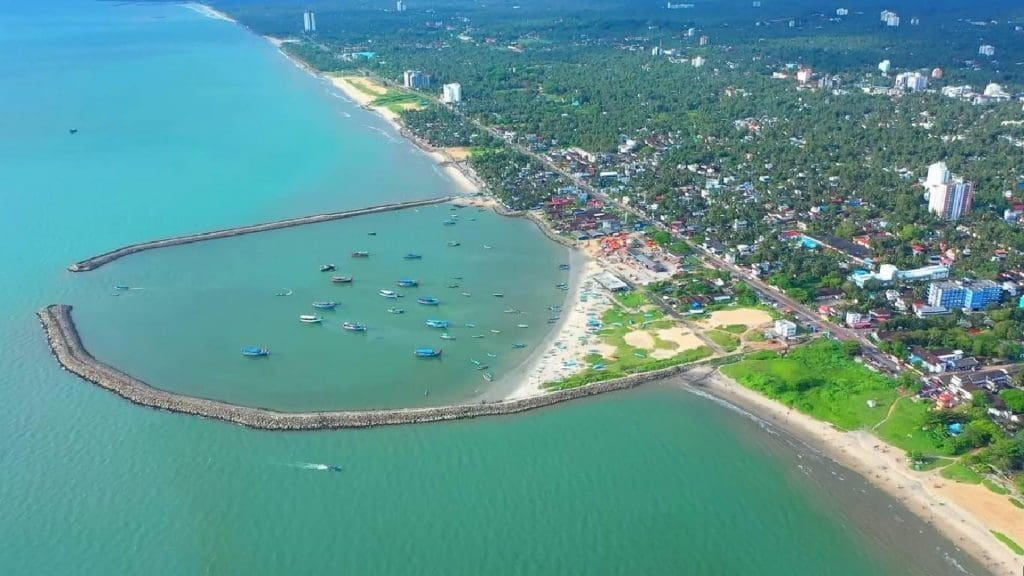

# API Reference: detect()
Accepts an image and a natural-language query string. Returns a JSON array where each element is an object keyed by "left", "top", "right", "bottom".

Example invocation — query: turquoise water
[
  {"left": 72, "top": 207, "right": 569, "bottom": 409},
  {"left": 0, "top": 2, "right": 990, "bottom": 575}
]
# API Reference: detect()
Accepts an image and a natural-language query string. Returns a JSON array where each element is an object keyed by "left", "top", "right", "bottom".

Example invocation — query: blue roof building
[{"left": 927, "top": 280, "right": 1003, "bottom": 311}]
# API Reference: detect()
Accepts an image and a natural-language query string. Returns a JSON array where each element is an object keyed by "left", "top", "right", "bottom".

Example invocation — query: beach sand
[
  {"left": 699, "top": 308, "right": 773, "bottom": 330},
  {"left": 694, "top": 367, "right": 1024, "bottom": 576},
  {"left": 183, "top": 3, "right": 235, "bottom": 23}
]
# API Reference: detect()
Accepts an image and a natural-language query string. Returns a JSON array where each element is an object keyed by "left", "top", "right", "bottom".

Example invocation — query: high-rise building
[
  {"left": 303, "top": 11, "right": 316, "bottom": 33},
  {"left": 894, "top": 71, "right": 928, "bottom": 91},
  {"left": 441, "top": 83, "right": 462, "bottom": 104},
  {"left": 836, "top": 8, "right": 849, "bottom": 16},
  {"left": 926, "top": 161, "right": 974, "bottom": 221},
  {"left": 396, "top": 0, "right": 407, "bottom": 12},
  {"left": 691, "top": 56, "right": 706, "bottom": 68},
  {"left": 928, "top": 280, "right": 1002, "bottom": 311},
  {"left": 698, "top": 35, "right": 709, "bottom": 46},
  {"left": 796, "top": 67, "right": 813, "bottom": 84},
  {"left": 978, "top": 45, "right": 995, "bottom": 57},
  {"left": 878, "top": 59, "right": 891, "bottom": 74},
  {"left": 403, "top": 70, "right": 430, "bottom": 89}
]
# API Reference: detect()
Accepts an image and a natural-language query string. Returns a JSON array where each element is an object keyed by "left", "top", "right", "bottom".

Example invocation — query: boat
[
  {"left": 476, "top": 365, "right": 489, "bottom": 371},
  {"left": 503, "top": 308, "right": 519, "bottom": 314},
  {"left": 351, "top": 251, "right": 370, "bottom": 258},
  {"left": 548, "top": 305, "right": 562, "bottom": 311},
  {"left": 327, "top": 465, "right": 343, "bottom": 472},
  {"left": 483, "top": 244, "right": 492, "bottom": 249},
  {"left": 512, "top": 344, "right": 527, "bottom": 349},
  {"left": 593, "top": 363, "right": 607, "bottom": 371},
  {"left": 299, "top": 315, "right": 323, "bottom": 324},
  {"left": 556, "top": 282, "right": 569, "bottom": 289},
  {"left": 414, "top": 348, "right": 443, "bottom": 358},
  {"left": 396, "top": 279, "right": 419, "bottom": 287},
  {"left": 486, "top": 352, "right": 497, "bottom": 358},
  {"left": 447, "top": 241, "right": 461, "bottom": 247},
  {"left": 464, "top": 323, "right": 476, "bottom": 328},
  {"left": 440, "top": 333, "right": 456, "bottom": 340},
  {"left": 379, "top": 289, "right": 401, "bottom": 299},
  {"left": 446, "top": 283, "right": 460, "bottom": 289},
  {"left": 490, "top": 329, "right": 501, "bottom": 334},
  {"left": 417, "top": 296, "right": 440, "bottom": 305},
  {"left": 470, "top": 359, "right": 481, "bottom": 366},
  {"left": 312, "top": 301, "right": 339, "bottom": 310},
  {"left": 461, "top": 292, "right": 472, "bottom": 297},
  {"left": 547, "top": 318, "right": 559, "bottom": 324},
  {"left": 274, "top": 289, "right": 293, "bottom": 297},
  {"left": 425, "top": 319, "right": 450, "bottom": 328},
  {"left": 331, "top": 276, "right": 354, "bottom": 284},
  {"left": 320, "top": 264, "right": 336, "bottom": 272},
  {"left": 387, "top": 307, "right": 405, "bottom": 314},
  {"left": 404, "top": 254, "right": 423, "bottom": 260},
  {"left": 442, "top": 219, "right": 457, "bottom": 226},
  {"left": 517, "top": 323, "right": 529, "bottom": 328},
  {"left": 115, "top": 285, "right": 131, "bottom": 290},
  {"left": 452, "top": 276, "right": 464, "bottom": 280},
  {"left": 482, "top": 372, "right": 494, "bottom": 382},
  {"left": 241, "top": 346, "right": 270, "bottom": 357},
  {"left": 342, "top": 321, "right": 367, "bottom": 332},
  {"left": 471, "top": 335, "right": 485, "bottom": 339},
  {"left": 559, "top": 264, "right": 570, "bottom": 271},
  {"left": 367, "top": 232, "right": 377, "bottom": 236},
  {"left": 69, "top": 128, "right": 78, "bottom": 134},
  {"left": 492, "top": 293, "right": 504, "bottom": 298}
]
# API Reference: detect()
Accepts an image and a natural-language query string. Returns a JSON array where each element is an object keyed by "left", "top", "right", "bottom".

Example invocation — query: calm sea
[{"left": 0, "top": 1, "right": 990, "bottom": 574}]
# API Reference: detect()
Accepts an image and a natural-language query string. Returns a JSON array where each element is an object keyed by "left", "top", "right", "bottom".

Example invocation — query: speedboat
[
  {"left": 397, "top": 279, "right": 419, "bottom": 287},
  {"left": 425, "top": 319, "right": 450, "bottom": 329},
  {"left": 512, "top": 344, "right": 527, "bottom": 349},
  {"left": 482, "top": 372, "right": 494, "bottom": 382},
  {"left": 517, "top": 324, "right": 529, "bottom": 328},
  {"left": 461, "top": 292, "right": 472, "bottom": 297},
  {"left": 312, "top": 301, "right": 338, "bottom": 310},
  {"left": 387, "top": 307, "right": 405, "bottom": 314},
  {"left": 320, "top": 264, "right": 336, "bottom": 272},
  {"left": 442, "top": 219, "right": 456, "bottom": 226},
  {"left": 241, "top": 346, "right": 270, "bottom": 357},
  {"left": 299, "top": 315, "right": 323, "bottom": 324},
  {"left": 351, "top": 251, "right": 370, "bottom": 258},
  {"left": 471, "top": 335, "right": 485, "bottom": 339},
  {"left": 417, "top": 296, "right": 440, "bottom": 305},
  {"left": 447, "top": 240, "right": 461, "bottom": 247},
  {"left": 490, "top": 329, "right": 501, "bottom": 334},
  {"left": 492, "top": 293, "right": 504, "bottom": 298},
  {"left": 274, "top": 289, "right": 293, "bottom": 297},
  {"left": 483, "top": 244, "right": 492, "bottom": 249},
  {"left": 328, "top": 464, "right": 343, "bottom": 472},
  {"left": 331, "top": 276, "right": 354, "bottom": 284},
  {"left": 342, "top": 321, "right": 367, "bottom": 332},
  {"left": 404, "top": 254, "right": 423, "bottom": 260},
  {"left": 440, "top": 333, "right": 456, "bottom": 340},
  {"left": 414, "top": 348, "right": 443, "bottom": 358},
  {"left": 379, "top": 289, "right": 401, "bottom": 299}
]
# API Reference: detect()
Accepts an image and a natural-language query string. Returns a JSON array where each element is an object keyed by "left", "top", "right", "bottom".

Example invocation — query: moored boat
[
  {"left": 299, "top": 315, "right": 324, "bottom": 324},
  {"left": 320, "top": 264, "right": 336, "bottom": 272},
  {"left": 517, "top": 323, "right": 529, "bottom": 328},
  {"left": 417, "top": 296, "right": 440, "bottom": 305},
  {"left": 387, "top": 307, "right": 405, "bottom": 314},
  {"left": 482, "top": 372, "right": 494, "bottom": 382},
  {"left": 446, "top": 283, "right": 460, "bottom": 289},
  {"left": 559, "top": 264, "right": 570, "bottom": 271},
  {"left": 425, "top": 319, "right": 450, "bottom": 328},
  {"left": 447, "top": 240, "right": 461, "bottom": 247},
  {"left": 397, "top": 279, "right": 419, "bottom": 287},
  {"left": 312, "top": 301, "right": 339, "bottom": 310},
  {"left": 241, "top": 346, "right": 270, "bottom": 357},
  {"left": 414, "top": 347, "right": 442, "bottom": 358},
  {"left": 379, "top": 289, "right": 401, "bottom": 299},
  {"left": 351, "top": 251, "right": 370, "bottom": 258},
  {"left": 442, "top": 219, "right": 456, "bottom": 226},
  {"left": 440, "top": 333, "right": 456, "bottom": 340},
  {"left": 274, "top": 289, "right": 293, "bottom": 297},
  {"left": 404, "top": 253, "right": 423, "bottom": 260},
  {"left": 492, "top": 293, "right": 504, "bottom": 298},
  {"left": 331, "top": 276, "right": 354, "bottom": 284},
  {"left": 342, "top": 321, "right": 367, "bottom": 332},
  {"left": 512, "top": 344, "right": 527, "bottom": 349}
]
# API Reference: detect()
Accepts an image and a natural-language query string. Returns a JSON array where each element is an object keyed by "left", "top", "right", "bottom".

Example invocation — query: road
[{"left": 448, "top": 104, "right": 902, "bottom": 375}]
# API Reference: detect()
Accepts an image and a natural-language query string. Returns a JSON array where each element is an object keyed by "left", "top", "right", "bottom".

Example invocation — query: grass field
[
  {"left": 373, "top": 91, "right": 431, "bottom": 114},
  {"left": 991, "top": 531, "right": 1024, "bottom": 555},
  {"left": 718, "top": 324, "right": 748, "bottom": 334},
  {"left": 874, "top": 397, "right": 950, "bottom": 457},
  {"left": 721, "top": 340, "right": 899, "bottom": 430},
  {"left": 940, "top": 462, "right": 983, "bottom": 484},
  {"left": 708, "top": 330, "right": 740, "bottom": 352}
]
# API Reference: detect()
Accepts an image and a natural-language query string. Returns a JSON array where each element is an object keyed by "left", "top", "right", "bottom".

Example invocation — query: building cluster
[
  {"left": 893, "top": 71, "right": 928, "bottom": 92},
  {"left": 403, "top": 70, "right": 431, "bottom": 89},
  {"left": 880, "top": 9, "right": 900, "bottom": 27},
  {"left": 302, "top": 10, "right": 316, "bottom": 33},
  {"left": 925, "top": 161, "right": 974, "bottom": 221}
]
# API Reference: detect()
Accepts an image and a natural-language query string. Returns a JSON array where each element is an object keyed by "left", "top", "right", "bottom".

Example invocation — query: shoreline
[{"left": 689, "top": 367, "right": 1024, "bottom": 576}]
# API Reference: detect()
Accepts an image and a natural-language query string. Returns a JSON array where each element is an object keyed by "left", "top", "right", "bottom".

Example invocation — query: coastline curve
[
  {"left": 67, "top": 197, "right": 452, "bottom": 272},
  {"left": 39, "top": 304, "right": 711, "bottom": 430}
]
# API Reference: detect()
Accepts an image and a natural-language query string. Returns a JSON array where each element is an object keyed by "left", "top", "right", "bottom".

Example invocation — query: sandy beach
[
  {"left": 183, "top": 3, "right": 235, "bottom": 23},
  {"left": 693, "top": 367, "right": 1024, "bottom": 576}
]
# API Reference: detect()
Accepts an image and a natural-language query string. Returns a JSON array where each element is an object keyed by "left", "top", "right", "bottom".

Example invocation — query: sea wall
[
  {"left": 39, "top": 304, "right": 704, "bottom": 430},
  {"left": 67, "top": 197, "right": 451, "bottom": 272}
]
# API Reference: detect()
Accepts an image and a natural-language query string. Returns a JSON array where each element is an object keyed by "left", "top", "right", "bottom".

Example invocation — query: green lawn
[
  {"left": 546, "top": 347, "right": 713, "bottom": 391},
  {"left": 718, "top": 324, "right": 748, "bottom": 334},
  {"left": 991, "top": 531, "right": 1024, "bottom": 555},
  {"left": 983, "top": 478, "right": 1010, "bottom": 495},
  {"left": 708, "top": 330, "right": 740, "bottom": 352},
  {"left": 874, "top": 397, "right": 951, "bottom": 457},
  {"left": 940, "top": 462, "right": 983, "bottom": 484},
  {"left": 721, "top": 341, "right": 899, "bottom": 430},
  {"left": 615, "top": 290, "right": 648, "bottom": 309},
  {"left": 373, "top": 91, "right": 431, "bottom": 114},
  {"left": 1010, "top": 498, "right": 1024, "bottom": 510}
]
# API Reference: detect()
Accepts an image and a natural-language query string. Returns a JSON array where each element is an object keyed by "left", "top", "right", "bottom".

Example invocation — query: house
[{"left": 774, "top": 320, "right": 797, "bottom": 338}]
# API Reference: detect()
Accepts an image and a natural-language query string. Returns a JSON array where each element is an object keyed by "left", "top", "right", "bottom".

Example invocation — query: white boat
[
  {"left": 299, "top": 315, "right": 323, "bottom": 323},
  {"left": 378, "top": 289, "right": 401, "bottom": 299}
]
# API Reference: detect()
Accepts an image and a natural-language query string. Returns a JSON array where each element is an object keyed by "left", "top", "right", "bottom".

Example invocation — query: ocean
[{"left": 0, "top": 1, "right": 990, "bottom": 574}]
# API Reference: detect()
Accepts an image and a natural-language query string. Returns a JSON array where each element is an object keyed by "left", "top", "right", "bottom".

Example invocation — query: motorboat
[
  {"left": 559, "top": 264, "right": 570, "bottom": 270},
  {"left": 417, "top": 296, "right": 440, "bottom": 305},
  {"left": 471, "top": 335, "right": 485, "bottom": 339},
  {"left": 517, "top": 324, "right": 529, "bottom": 328},
  {"left": 312, "top": 301, "right": 339, "bottom": 310},
  {"left": 425, "top": 319, "right": 450, "bottom": 329},
  {"left": 274, "top": 289, "right": 293, "bottom": 297},
  {"left": 351, "top": 251, "right": 370, "bottom": 258},
  {"left": 461, "top": 292, "right": 472, "bottom": 297},
  {"left": 320, "top": 264, "right": 336, "bottom": 272},
  {"left": 387, "top": 307, "right": 405, "bottom": 314},
  {"left": 512, "top": 344, "right": 527, "bottom": 349},
  {"left": 483, "top": 244, "right": 492, "bottom": 249},
  {"left": 442, "top": 219, "right": 456, "bottom": 226},
  {"left": 490, "top": 329, "right": 501, "bottom": 334},
  {"left": 379, "top": 289, "right": 401, "bottom": 299},
  {"left": 492, "top": 293, "right": 504, "bottom": 298},
  {"left": 414, "top": 348, "right": 443, "bottom": 358},
  {"left": 299, "top": 315, "right": 323, "bottom": 323},
  {"left": 440, "top": 333, "right": 456, "bottom": 340},
  {"left": 447, "top": 241, "right": 461, "bottom": 247},
  {"left": 241, "top": 346, "right": 270, "bottom": 357},
  {"left": 331, "top": 276, "right": 354, "bottom": 284},
  {"left": 342, "top": 321, "right": 367, "bottom": 332},
  {"left": 397, "top": 279, "right": 419, "bottom": 287},
  {"left": 464, "top": 323, "right": 476, "bottom": 328},
  {"left": 404, "top": 254, "right": 423, "bottom": 260},
  {"left": 482, "top": 372, "right": 494, "bottom": 382},
  {"left": 446, "top": 283, "right": 460, "bottom": 289}
]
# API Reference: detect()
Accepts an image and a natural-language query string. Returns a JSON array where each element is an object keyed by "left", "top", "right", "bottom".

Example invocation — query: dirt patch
[
  {"left": 700, "top": 308, "right": 773, "bottom": 330},
  {"left": 655, "top": 327, "right": 705, "bottom": 352},
  {"left": 441, "top": 147, "right": 472, "bottom": 161},
  {"left": 624, "top": 330, "right": 656, "bottom": 350}
]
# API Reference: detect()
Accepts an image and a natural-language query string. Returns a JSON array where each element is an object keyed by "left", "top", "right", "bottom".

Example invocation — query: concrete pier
[
  {"left": 39, "top": 304, "right": 706, "bottom": 430},
  {"left": 67, "top": 197, "right": 452, "bottom": 272}
]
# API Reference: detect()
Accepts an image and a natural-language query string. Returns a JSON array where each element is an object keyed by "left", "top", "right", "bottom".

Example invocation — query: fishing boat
[
  {"left": 341, "top": 321, "right": 367, "bottom": 332},
  {"left": 387, "top": 307, "right": 405, "bottom": 314},
  {"left": 490, "top": 329, "right": 501, "bottom": 334},
  {"left": 447, "top": 241, "right": 461, "bottom": 247},
  {"left": 404, "top": 253, "right": 422, "bottom": 260},
  {"left": 351, "top": 251, "right": 370, "bottom": 258},
  {"left": 299, "top": 315, "right": 323, "bottom": 324},
  {"left": 425, "top": 319, "right": 450, "bottom": 329},
  {"left": 512, "top": 344, "right": 527, "bottom": 349},
  {"left": 331, "top": 276, "right": 354, "bottom": 284},
  {"left": 517, "top": 323, "right": 529, "bottom": 328},
  {"left": 115, "top": 285, "right": 131, "bottom": 290},
  {"left": 486, "top": 352, "right": 497, "bottom": 358},
  {"left": 442, "top": 219, "right": 457, "bottom": 226},
  {"left": 379, "top": 289, "right": 401, "bottom": 299},
  {"left": 464, "top": 323, "right": 476, "bottom": 328},
  {"left": 482, "top": 372, "right": 494, "bottom": 382},
  {"left": 452, "top": 276, "right": 464, "bottom": 280},
  {"left": 548, "top": 305, "right": 562, "bottom": 311},
  {"left": 274, "top": 289, "right": 293, "bottom": 297},
  {"left": 446, "top": 283, "right": 460, "bottom": 289},
  {"left": 556, "top": 282, "right": 569, "bottom": 289},
  {"left": 417, "top": 296, "right": 440, "bottom": 305},
  {"left": 241, "top": 346, "right": 270, "bottom": 357},
  {"left": 492, "top": 293, "right": 504, "bottom": 298},
  {"left": 470, "top": 359, "right": 481, "bottom": 366},
  {"left": 320, "top": 264, "right": 336, "bottom": 272},
  {"left": 396, "top": 279, "right": 419, "bottom": 287},
  {"left": 476, "top": 365, "right": 489, "bottom": 371},
  {"left": 547, "top": 318, "right": 559, "bottom": 324},
  {"left": 461, "top": 292, "right": 472, "bottom": 297},
  {"left": 471, "top": 335, "right": 485, "bottom": 339},
  {"left": 440, "top": 333, "right": 456, "bottom": 341},
  {"left": 559, "top": 264, "right": 570, "bottom": 271},
  {"left": 312, "top": 301, "right": 339, "bottom": 310},
  {"left": 367, "top": 232, "right": 377, "bottom": 236},
  {"left": 503, "top": 308, "right": 519, "bottom": 314},
  {"left": 483, "top": 244, "right": 492, "bottom": 249},
  {"left": 414, "top": 348, "right": 443, "bottom": 358}
]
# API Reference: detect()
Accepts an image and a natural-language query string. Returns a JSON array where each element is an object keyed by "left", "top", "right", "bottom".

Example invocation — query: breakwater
[
  {"left": 39, "top": 304, "right": 703, "bottom": 430},
  {"left": 67, "top": 197, "right": 451, "bottom": 272}
]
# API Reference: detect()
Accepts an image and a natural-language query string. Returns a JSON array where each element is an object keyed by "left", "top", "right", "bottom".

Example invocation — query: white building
[
  {"left": 441, "top": 83, "right": 462, "bottom": 104},
  {"left": 880, "top": 10, "right": 900, "bottom": 26},
  {"left": 796, "top": 67, "right": 813, "bottom": 84},
  {"left": 699, "top": 35, "right": 709, "bottom": 46},
  {"left": 836, "top": 8, "right": 848, "bottom": 16},
  {"left": 926, "top": 161, "right": 974, "bottom": 221},
  {"left": 403, "top": 70, "right": 430, "bottom": 89},
  {"left": 878, "top": 59, "right": 891, "bottom": 74},
  {"left": 774, "top": 320, "right": 797, "bottom": 338},
  {"left": 396, "top": 1, "right": 407, "bottom": 12},
  {"left": 894, "top": 71, "right": 928, "bottom": 92},
  {"left": 303, "top": 10, "right": 316, "bottom": 33},
  {"left": 691, "top": 56, "right": 706, "bottom": 68},
  {"left": 979, "top": 45, "right": 995, "bottom": 57}
]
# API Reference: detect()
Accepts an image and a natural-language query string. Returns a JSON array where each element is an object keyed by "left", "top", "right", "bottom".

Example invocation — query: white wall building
[
  {"left": 441, "top": 83, "right": 462, "bottom": 104},
  {"left": 894, "top": 71, "right": 928, "bottom": 92},
  {"left": 979, "top": 45, "right": 995, "bottom": 57},
  {"left": 691, "top": 56, "right": 706, "bottom": 68},
  {"left": 926, "top": 162, "right": 974, "bottom": 221},
  {"left": 303, "top": 11, "right": 316, "bottom": 33},
  {"left": 878, "top": 59, "right": 891, "bottom": 74},
  {"left": 774, "top": 320, "right": 797, "bottom": 338}
]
